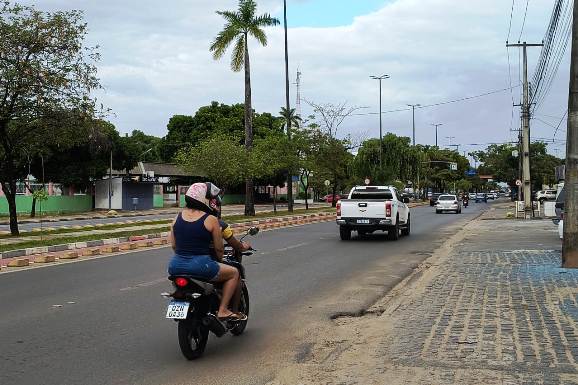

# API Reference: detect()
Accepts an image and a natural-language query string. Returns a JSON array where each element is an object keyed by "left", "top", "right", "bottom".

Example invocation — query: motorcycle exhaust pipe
[{"left": 202, "top": 314, "right": 227, "bottom": 337}]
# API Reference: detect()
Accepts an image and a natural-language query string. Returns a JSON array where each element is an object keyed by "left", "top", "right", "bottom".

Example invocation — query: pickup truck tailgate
[{"left": 340, "top": 200, "right": 386, "bottom": 218}]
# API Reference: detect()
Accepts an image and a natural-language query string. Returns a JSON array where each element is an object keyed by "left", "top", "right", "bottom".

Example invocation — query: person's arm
[
  {"left": 226, "top": 235, "right": 251, "bottom": 252},
  {"left": 207, "top": 216, "right": 224, "bottom": 261},
  {"left": 167, "top": 216, "right": 178, "bottom": 251}
]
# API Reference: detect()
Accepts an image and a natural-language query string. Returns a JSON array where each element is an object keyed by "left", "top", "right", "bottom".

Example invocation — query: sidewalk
[{"left": 269, "top": 203, "right": 578, "bottom": 385}]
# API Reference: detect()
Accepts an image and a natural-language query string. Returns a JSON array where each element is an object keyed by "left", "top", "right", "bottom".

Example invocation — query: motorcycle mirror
[{"left": 248, "top": 226, "right": 259, "bottom": 236}]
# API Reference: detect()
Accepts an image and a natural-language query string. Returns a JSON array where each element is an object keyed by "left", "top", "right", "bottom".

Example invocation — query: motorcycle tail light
[
  {"left": 174, "top": 277, "right": 188, "bottom": 288},
  {"left": 336, "top": 201, "right": 341, "bottom": 216},
  {"left": 385, "top": 201, "right": 391, "bottom": 217}
]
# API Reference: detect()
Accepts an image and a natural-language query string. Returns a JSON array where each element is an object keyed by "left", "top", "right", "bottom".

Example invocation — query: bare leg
[
  {"left": 231, "top": 279, "right": 242, "bottom": 312},
  {"left": 213, "top": 263, "right": 239, "bottom": 318}
]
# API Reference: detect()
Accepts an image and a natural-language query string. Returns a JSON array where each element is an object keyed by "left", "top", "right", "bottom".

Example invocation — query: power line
[
  {"left": 518, "top": 0, "right": 530, "bottom": 41},
  {"left": 552, "top": 109, "right": 568, "bottom": 140},
  {"left": 507, "top": 0, "right": 516, "bottom": 40},
  {"left": 347, "top": 85, "right": 521, "bottom": 118}
]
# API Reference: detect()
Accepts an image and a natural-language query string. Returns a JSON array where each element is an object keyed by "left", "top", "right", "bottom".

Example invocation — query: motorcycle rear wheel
[
  {"left": 230, "top": 285, "right": 250, "bottom": 336},
  {"left": 178, "top": 319, "right": 209, "bottom": 360}
]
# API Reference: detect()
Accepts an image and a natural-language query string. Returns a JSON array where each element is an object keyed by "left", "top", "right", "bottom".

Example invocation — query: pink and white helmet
[
  {"left": 184, "top": 182, "right": 222, "bottom": 212},
  {"left": 185, "top": 183, "right": 210, "bottom": 210}
]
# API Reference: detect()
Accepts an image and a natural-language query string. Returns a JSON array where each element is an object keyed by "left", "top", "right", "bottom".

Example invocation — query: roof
[{"left": 109, "top": 162, "right": 204, "bottom": 178}]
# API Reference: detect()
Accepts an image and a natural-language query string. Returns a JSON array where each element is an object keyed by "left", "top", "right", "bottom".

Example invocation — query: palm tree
[
  {"left": 279, "top": 107, "right": 302, "bottom": 131},
  {"left": 210, "top": 0, "right": 279, "bottom": 216}
]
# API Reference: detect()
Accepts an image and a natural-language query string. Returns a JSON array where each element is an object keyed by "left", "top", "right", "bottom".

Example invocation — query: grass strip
[
  {"left": 0, "top": 227, "right": 167, "bottom": 253},
  {"left": 2, "top": 207, "right": 334, "bottom": 240},
  {"left": 0, "top": 219, "right": 172, "bottom": 239},
  {"left": 0, "top": 207, "right": 334, "bottom": 253}
]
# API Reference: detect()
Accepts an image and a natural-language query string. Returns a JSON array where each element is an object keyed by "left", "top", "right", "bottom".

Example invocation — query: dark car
[{"left": 429, "top": 193, "right": 442, "bottom": 206}]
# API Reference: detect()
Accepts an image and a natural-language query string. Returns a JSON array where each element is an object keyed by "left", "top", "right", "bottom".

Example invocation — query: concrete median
[{"left": 1, "top": 211, "right": 336, "bottom": 271}]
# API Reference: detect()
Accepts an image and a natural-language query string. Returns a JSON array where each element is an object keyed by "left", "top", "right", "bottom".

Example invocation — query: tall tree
[
  {"left": 210, "top": 0, "right": 280, "bottom": 216},
  {"left": 0, "top": 2, "right": 101, "bottom": 235},
  {"left": 279, "top": 107, "right": 302, "bottom": 130}
]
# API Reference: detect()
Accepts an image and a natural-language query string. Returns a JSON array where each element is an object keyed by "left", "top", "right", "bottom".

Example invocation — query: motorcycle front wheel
[
  {"left": 230, "top": 285, "right": 250, "bottom": 336},
  {"left": 178, "top": 319, "right": 209, "bottom": 360}
]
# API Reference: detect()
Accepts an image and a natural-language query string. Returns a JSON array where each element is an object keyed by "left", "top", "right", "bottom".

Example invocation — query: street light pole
[
  {"left": 283, "top": 0, "right": 293, "bottom": 212},
  {"left": 370, "top": 74, "right": 390, "bottom": 177},
  {"left": 431, "top": 123, "right": 443, "bottom": 147},
  {"left": 407, "top": 104, "right": 421, "bottom": 145}
]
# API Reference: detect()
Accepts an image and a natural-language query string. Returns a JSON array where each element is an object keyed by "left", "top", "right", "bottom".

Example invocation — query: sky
[{"left": 19, "top": 0, "right": 572, "bottom": 157}]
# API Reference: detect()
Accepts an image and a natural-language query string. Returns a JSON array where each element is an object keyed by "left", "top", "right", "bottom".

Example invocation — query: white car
[
  {"left": 537, "top": 189, "right": 557, "bottom": 202},
  {"left": 436, "top": 194, "right": 462, "bottom": 214},
  {"left": 337, "top": 185, "right": 410, "bottom": 241}
]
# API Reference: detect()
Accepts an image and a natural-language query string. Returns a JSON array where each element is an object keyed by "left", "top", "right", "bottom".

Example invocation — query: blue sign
[{"left": 466, "top": 168, "right": 477, "bottom": 177}]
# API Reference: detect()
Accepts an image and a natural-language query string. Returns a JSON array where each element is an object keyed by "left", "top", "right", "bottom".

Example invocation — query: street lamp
[
  {"left": 407, "top": 104, "right": 421, "bottom": 145},
  {"left": 370, "top": 74, "right": 390, "bottom": 173},
  {"left": 431, "top": 123, "right": 443, "bottom": 147}
]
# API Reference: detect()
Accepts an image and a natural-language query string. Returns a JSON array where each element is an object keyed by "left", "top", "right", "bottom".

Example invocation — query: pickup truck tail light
[
  {"left": 385, "top": 201, "right": 391, "bottom": 217},
  {"left": 336, "top": 201, "right": 341, "bottom": 216}
]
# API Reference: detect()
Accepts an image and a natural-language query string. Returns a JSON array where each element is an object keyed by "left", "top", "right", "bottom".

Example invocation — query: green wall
[
  {"left": 0, "top": 195, "right": 93, "bottom": 214},
  {"left": 179, "top": 194, "right": 245, "bottom": 207},
  {"left": 153, "top": 194, "right": 164, "bottom": 208}
]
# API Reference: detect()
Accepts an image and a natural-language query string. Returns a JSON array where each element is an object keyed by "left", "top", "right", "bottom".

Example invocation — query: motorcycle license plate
[
  {"left": 165, "top": 301, "right": 190, "bottom": 319},
  {"left": 357, "top": 219, "right": 370, "bottom": 224}
]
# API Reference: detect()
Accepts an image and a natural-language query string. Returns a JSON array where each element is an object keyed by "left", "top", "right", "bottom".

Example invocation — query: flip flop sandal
[{"left": 218, "top": 312, "right": 247, "bottom": 322}]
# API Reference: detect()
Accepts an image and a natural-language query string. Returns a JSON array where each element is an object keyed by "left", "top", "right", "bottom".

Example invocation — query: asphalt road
[
  {"left": 0, "top": 201, "right": 491, "bottom": 385},
  {"left": 0, "top": 203, "right": 322, "bottom": 232}
]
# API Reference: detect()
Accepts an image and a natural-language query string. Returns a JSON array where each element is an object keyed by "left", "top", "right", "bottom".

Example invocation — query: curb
[{"left": 0, "top": 212, "right": 337, "bottom": 270}]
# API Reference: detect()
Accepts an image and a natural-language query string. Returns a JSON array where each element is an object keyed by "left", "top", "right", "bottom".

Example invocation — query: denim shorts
[{"left": 167, "top": 254, "right": 220, "bottom": 281}]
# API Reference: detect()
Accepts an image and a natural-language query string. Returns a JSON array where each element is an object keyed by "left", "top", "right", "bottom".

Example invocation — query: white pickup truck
[{"left": 336, "top": 185, "right": 411, "bottom": 241}]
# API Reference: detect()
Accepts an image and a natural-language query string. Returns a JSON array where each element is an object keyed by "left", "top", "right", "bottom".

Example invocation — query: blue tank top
[{"left": 173, "top": 212, "right": 212, "bottom": 256}]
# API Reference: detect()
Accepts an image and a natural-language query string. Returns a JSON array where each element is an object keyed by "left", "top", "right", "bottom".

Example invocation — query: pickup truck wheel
[
  {"left": 388, "top": 217, "right": 399, "bottom": 241},
  {"left": 401, "top": 215, "right": 410, "bottom": 236},
  {"left": 339, "top": 226, "right": 351, "bottom": 241}
]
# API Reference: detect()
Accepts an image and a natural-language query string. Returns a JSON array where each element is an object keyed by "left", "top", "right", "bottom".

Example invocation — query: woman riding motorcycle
[{"left": 167, "top": 182, "right": 246, "bottom": 321}]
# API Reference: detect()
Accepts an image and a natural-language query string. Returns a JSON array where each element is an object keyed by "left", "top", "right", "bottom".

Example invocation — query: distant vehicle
[
  {"left": 536, "top": 189, "right": 557, "bottom": 202},
  {"left": 436, "top": 194, "right": 462, "bottom": 214},
  {"left": 475, "top": 192, "right": 487, "bottom": 203},
  {"left": 468, "top": 192, "right": 476, "bottom": 200},
  {"left": 429, "top": 193, "right": 442, "bottom": 206},
  {"left": 322, "top": 193, "right": 348, "bottom": 203},
  {"left": 336, "top": 185, "right": 411, "bottom": 241}
]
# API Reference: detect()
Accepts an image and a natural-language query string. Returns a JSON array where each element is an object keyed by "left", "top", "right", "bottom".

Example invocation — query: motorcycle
[
  {"left": 162, "top": 226, "right": 259, "bottom": 360},
  {"left": 463, "top": 198, "right": 469, "bottom": 208}
]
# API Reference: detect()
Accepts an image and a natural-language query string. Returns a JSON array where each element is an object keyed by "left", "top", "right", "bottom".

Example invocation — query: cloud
[{"left": 19, "top": 0, "right": 569, "bottom": 155}]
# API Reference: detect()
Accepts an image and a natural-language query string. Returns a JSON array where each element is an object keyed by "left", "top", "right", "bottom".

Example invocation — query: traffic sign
[
  {"left": 515, "top": 179, "right": 522, "bottom": 186},
  {"left": 324, "top": 179, "right": 331, "bottom": 186},
  {"left": 364, "top": 178, "right": 371, "bottom": 185},
  {"left": 450, "top": 162, "right": 458, "bottom": 171}
]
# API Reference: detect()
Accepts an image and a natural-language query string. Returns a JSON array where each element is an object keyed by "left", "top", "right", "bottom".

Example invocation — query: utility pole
[
  {"left": 371, "top": 74, "right": 390, "bottom": 178},
  {"left": 431, "top": 123, "right": 443, "bottom": 147},
  {"left": 507, "top": 41, "right": 543, "bottom": 219},
  {"left": 407, "top": 104, "right": 421, "bottom": 145},
  {"left": 563, "top": 0, "right": 578, "bottom": 268},
  {"left": 283, "top": 0, "right": 293, "bottom": 212}
]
